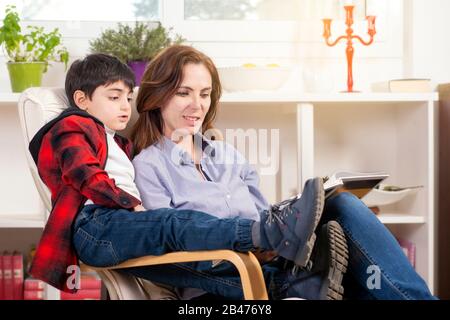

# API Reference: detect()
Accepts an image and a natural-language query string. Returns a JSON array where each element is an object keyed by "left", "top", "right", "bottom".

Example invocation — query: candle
[
  {"left": 323, "top": 1, "right": 333, "bottom": 19},
  {"left": 367, "top": 16, "right": 376, "bottom": 36},
  {"left": 366, "top": 0, "right": 379, "bottom": 16},
  {"left": 323, "top": 19, "right": 332, "bottom": 38}
]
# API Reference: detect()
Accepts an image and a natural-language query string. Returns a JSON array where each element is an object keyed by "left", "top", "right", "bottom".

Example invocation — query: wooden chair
[{"left": 17, "top": 87, "right": 268, "bottom": 300}]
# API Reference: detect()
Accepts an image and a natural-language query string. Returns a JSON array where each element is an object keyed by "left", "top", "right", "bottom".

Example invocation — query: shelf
[
  {"left": 377, "top": 214, "right": 426, "bottom": 225},
  {"left": 220, "top": 91, "right": 439, "bottom": 103},
  {"left": 0, "top": 91, "right": 439, "bottom": 105},
  {"left": 0, "top": 92, "right": 21, "bottom": 104},
  {"left": 0, "top": 215, "right": 45, "bottom": 228}
]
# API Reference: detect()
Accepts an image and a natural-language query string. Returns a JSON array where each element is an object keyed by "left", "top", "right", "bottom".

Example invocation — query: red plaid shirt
[{"left": 29, "top": 110, "right": 141, "bottom": 292}]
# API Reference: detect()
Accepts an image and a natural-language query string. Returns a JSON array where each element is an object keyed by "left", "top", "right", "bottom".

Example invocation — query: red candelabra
[{"left": 322, "top": 5, "right": 376, "bottom": 92}]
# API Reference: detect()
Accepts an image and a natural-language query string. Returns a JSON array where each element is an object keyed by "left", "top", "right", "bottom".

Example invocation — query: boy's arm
[{"left": 52, "top": 118, "right": 141, "bottom": 209}]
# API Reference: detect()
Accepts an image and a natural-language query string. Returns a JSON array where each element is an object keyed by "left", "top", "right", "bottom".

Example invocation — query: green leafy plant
[
  {"left": 89, "top": 21, "right": 185, "bottom": 63},
  {"left": 0, "top": 5, "right": 69, "bottom": 72}
]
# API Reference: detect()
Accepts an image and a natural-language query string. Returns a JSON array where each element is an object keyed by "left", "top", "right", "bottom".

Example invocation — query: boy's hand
[{"left": 133, "top": 204, "right": 146, "bottom": 212}]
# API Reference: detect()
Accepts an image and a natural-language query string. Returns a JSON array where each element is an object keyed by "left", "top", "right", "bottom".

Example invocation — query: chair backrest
[
  {"left": 18, "top": 87, "right": 68, "bottom": 213},
  {"left": 18, "top": 87, "right": 140, "bottom": 211},
  {"left": 17, "top": 87, "right": 176, "bottom": 300}
]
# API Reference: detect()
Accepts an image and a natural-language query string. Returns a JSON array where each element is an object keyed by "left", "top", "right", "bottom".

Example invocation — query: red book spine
[
  {"left": 78, "top": 276, "right": 102, "bottom": 290},
  {"left": 0, "top": 254, "right": 4, "bottom": 300},
  {"left": 23, "top": 289, "right": 45, "bottom": 300},
  {"left": 397, "top": 238, "right": 416, "bottom": 268},
  {"left": 13, "top": 253, "right": 24, "bottom": 300},
  {"left": 2, "top": 253, "right": 13, "bottom": 300},
  {"left": 60, "top": 289, "right": 101, "bottom": 300},
  {"left": 24, "top": 278, "right": 46, "bottom": 291}
]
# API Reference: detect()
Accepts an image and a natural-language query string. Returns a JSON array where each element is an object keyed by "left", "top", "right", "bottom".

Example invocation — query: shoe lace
[
  {"left": 291, "top": 260, "right": 314, "bottom": 276},
  {"left": 266, "top": 196, "right": 298, "bottom": 224}
]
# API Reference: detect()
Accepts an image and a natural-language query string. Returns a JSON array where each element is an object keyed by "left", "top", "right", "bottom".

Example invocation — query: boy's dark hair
[{"left": 65, "top": 53, "right": 136, "bottom": 109}]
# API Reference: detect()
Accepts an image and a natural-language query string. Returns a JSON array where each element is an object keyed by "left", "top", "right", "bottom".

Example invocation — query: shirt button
[{"left": 226, "top": 194, "right": 231, "bottom": 199}]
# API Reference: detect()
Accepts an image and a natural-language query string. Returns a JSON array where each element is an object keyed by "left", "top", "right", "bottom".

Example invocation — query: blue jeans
[
  {"left": 73, "top": 193, "right": 436, "bottom": 300},
  {"left": 73, "top": 205, "right": 321, "bottom": 300},
  {"left": 323, "top": 192, "right": 436, "bottom": 300}
]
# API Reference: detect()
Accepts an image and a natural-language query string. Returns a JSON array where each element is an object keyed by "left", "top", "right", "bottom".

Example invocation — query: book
[
  {"left": 2, "top": 252, "right": 13, "bottom": 300},
  {"left": 24, "top": 278, "right": 45, "bottom": 291},
  {"left": 60, "top": 288, "right": 102, "bottom": 300},
  {"left": 270, "top": 171, "right": 389, "bottom": 209},
  {"left": 397, "top": 238, "right": 416, "bottom": 269},
  {"left": 371, "top": 79, "right": 432, "bottom": 93},
  {"left": 78, "top": 273, "right": 102, "bottom": 290},
  {"left": 23, "top": 289, "right": 46, "bottom": 300},
  {"left": 23, "top": 277, "right": 46, "bottom": 300},
  {"left": 0, "top": 253, "right": 3, "bottom": 300},
  {"left": 12, "top": 252, "right": 24, "bottom": 300},
  {"left": 323, "top": 171, "right": 389, "bottom": 199}
]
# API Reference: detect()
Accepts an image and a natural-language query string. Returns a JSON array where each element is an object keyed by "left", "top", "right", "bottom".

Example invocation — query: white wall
[
  {"left": 0, "top": 0, "right": 406, "bottom": 93},
  {"left": 405, "top": 0, "right": 450, "bottom": 86},
  {"left": 1, "top": 0, "right": 449, "bottom": 93}
]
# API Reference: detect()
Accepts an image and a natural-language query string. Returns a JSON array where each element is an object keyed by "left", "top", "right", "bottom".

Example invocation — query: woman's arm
[
  {"left": 133, "top": 158, "right": 173, "bottom": 210},
  {"left": 234, "top": 147, "right": 270, "bottom": 212}
]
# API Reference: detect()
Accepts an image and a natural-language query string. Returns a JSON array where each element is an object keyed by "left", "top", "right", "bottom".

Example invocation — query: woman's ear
[{"left": 73, "top": 90, "right": 89, "bottom": 110}]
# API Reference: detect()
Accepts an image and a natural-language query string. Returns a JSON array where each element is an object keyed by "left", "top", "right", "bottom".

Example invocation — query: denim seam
[
  {"left": 341, "top": 223, "right": 413, "bottom": 300},
  {"left": 74, "top": 228, "right": 88, "bottom": 252},
  {"left": 75, "top": 227, "right": 120, "bottom": 266},
  {"left": 235, "top": 219, "right": 254, "bottom": 251},
  {"left": 173, "top": 263, "right": 243, "bottom": 290},
  {"left": 92, "top": 209, "right": 108, "bottom": 227}
]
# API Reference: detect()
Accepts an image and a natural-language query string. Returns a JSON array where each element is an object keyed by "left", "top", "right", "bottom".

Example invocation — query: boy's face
[{"left": 74, "top": 81, "right": 133, "bottom": 131}]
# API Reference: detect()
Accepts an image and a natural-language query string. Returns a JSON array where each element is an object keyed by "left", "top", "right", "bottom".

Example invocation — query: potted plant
[
  {"left": 0, "top": 5, "right": 69, "bottom": 92},
  {"left": 89, "top": 22, "right": 184, "bottom": 85}
]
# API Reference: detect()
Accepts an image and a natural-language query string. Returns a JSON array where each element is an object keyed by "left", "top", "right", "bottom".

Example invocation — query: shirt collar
[
  {"left": 105, "top": 126, "right": 116, "bottom": 137},
  {"left": 155, "top": 133, "right": 216, "bottom": 166}
]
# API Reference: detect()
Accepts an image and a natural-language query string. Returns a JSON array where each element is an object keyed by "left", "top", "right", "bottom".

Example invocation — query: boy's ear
[{"left": 73, "top": 90, "right": 89, "bottom": 110}]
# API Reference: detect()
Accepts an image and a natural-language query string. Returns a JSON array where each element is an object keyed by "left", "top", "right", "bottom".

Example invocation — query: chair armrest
[{"left": 87, "top": 250, "right": 269, "bottom": 300}]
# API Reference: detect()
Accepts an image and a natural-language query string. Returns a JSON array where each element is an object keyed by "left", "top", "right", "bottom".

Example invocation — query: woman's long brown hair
[{"left": 130, "top": 45, "right": 222, "bottom": 155}]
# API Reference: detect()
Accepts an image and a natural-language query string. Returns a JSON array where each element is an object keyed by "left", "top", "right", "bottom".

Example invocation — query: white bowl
[
  {"left": 218, "top": 66, "right": 291, "bottom": 92},
  {"left": 361, "top": 184, "right": 420, "bottom": 207}
]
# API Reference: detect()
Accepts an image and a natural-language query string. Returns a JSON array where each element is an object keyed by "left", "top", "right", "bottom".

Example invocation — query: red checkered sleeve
[{"left": 51, "top": 117, "right": 141, "bottom": 209}]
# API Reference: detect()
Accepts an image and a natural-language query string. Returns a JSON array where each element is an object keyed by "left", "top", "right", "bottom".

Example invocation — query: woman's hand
[{"left": 133, "top": 204, "right": 146, "bottom": 212}]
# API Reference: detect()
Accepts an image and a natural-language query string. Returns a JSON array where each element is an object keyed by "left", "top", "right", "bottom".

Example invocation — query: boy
[{"left": 29, "top": 53, "right": 347, "bottom": 299}]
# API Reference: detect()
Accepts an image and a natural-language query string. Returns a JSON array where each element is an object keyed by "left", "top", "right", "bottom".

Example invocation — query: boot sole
[
  {"left": 316, "top": 221, "right": 349, "bottom": 300},
  {"left": 294, "top": 179, "right": 326, "bottom": 267}
]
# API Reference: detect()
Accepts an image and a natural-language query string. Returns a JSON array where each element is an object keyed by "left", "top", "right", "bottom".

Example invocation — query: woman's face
[{"left": 161, "top": 62, "right": 212, "bottom": 139}]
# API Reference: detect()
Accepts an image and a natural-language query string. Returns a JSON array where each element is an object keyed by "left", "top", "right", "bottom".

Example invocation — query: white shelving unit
[
  {"left": 0, "top": 93, "right": 56, "bottom": 299},
  {"left": 1, "top": 91, "right": 439, "bottom": 297},
  {"left": 218, "top": 91, "right": 438, "bottom": 294}
]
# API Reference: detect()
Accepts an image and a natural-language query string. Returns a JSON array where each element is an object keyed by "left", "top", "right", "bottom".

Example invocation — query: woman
[{"left": 130, "top": 45, "right": 436, "bottom": 300}]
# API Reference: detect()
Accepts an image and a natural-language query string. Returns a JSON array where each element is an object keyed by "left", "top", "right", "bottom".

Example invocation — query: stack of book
[
  {"left": 0, "top": 251, "right": 24, "bottom": 300},
  {"left": 371, "top": 79, "right": 433, "bottom": 93},
  {"left": 23, "top": 278, "right": 46, "bottom": 300},
  {"left": 60, "top": 273, "right": 102, "bottom": 300}
]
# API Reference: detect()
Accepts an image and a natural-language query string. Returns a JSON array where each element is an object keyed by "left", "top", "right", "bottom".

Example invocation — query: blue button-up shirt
[{"left": 133, "top": 136, "right": 269, "bottom": 221}]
